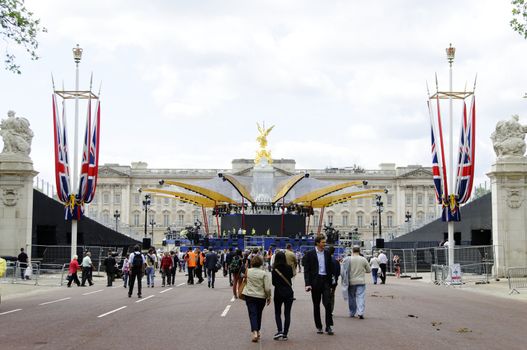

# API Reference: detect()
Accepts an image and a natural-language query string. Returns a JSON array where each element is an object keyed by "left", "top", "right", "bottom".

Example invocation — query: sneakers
[
  {"left": 282, "top": 334, "right": 288, "bottom": 341},
  {"left": 317, "top": 328, "right": 324, "bottom": 334},
  {"left": 326, "top": 326, "right": 334, "bottom": 335},
  {"left": 358, "top": 315, "right": 364, "bottom": 319},
  {"left": 273, "top": 332, "right": 283, "bottom": 340}
]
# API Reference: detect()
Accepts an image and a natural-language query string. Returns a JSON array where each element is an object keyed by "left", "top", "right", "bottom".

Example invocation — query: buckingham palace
[{"left": 84, "top": 159, "right": 441, "bottom": 246}]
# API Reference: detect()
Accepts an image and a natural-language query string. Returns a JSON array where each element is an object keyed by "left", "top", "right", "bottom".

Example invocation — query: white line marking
[
  {"left": 136, "top": 295, "right": 154, "bottom": 303},
  {"left": 220, "top": 305, "right": 231, "bottom": 317},
  {"left": 0, "top": 309, "right": 22, "bottom": 316},
  {"left": 160, "top": 288, "right": 173, "bottom": 294},
  {"left": 177, "top": 282, "right": 185, "bottom": 287},
  {"left": 39, "top": 297, "right": 71, "bottom": 306},
  {"left": 97, "top": 306, "right": 127, "bottom": 318},
  {"left": 230, "top": 296, "right": 235, "bottom": 302},
  {"left": 82, "top": 289, "right": 103, "bottom": 296}
]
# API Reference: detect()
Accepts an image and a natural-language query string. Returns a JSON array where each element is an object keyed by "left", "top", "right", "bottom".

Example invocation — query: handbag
[
  {"left": 275, "top": 268, "right": 294, "bottom": 299},
  {"left": 238, "top": 267, "right": 248, "bottom": 300}
]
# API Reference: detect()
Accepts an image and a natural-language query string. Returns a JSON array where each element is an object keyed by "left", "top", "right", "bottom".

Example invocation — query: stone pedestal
[
  {"left": 488, "top": 156, "right": 527, "bottom": 276},
  {"left": 0, "top": 154, "right": 38, "bottom": 258}
]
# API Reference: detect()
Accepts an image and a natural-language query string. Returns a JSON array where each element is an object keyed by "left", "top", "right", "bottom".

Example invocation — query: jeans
[
  {"left": 207, "top": 268, "right": 216, "bottom": 286},
  {"left": 245, "top": 296, "right": 266, "bottom": 332},
  {"left": 371, "top": 268, "right": 379, "bottom": 284},
  {"left": 274, "top": 296, "right": 293, "bottom": 335},
  {"left": 123, "top": 272, "right": 129, "bottom": 287},
  {"left": 146, "top": 266, "right": 155, "bottom": 286},
  {"left": 187, "top": 267, "right": 195, "bottom": 284},
  {"left": 347, "top": 284, "right": 366, "bottom": 317}
]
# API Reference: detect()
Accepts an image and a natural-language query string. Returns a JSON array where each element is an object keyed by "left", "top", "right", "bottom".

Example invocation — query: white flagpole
[
  {"left": 71, "top": 44, "right": 83, "bottom": 259},
  {"left": 446, "top": 44, "right": 455, "bottom": 271}
]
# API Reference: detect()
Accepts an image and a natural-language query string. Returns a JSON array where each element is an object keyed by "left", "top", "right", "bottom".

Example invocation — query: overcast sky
[{"left": 1, "top": 0, "right": 526, "bottom": 191}]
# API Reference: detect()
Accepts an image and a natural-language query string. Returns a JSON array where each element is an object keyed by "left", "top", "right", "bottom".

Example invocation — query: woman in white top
[{"left": 369, "top": 253, "right": 381, "bottom": 285}]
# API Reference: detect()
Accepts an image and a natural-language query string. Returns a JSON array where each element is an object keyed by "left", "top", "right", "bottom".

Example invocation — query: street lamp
[
  {"left": 150, "top": 218, "right": 156, "bottom": 237},
  {"left": 113, "top": 210, "right": 120, "bottom": 231},
  {"left": 405, "top": 211, "right": 412, "bottom": 233},
  {"left": 142, "top": 194, "right": 151, "bottom": 237},
  {"left": 375, "top": 194, "right": 384, "bottom": 238}
]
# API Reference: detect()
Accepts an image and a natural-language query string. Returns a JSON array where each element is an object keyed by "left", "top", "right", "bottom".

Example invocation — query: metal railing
[
  {"left": 507, "top": 267, "right": 527, "bottom": 294},
  {"left": 9, "top": 261, "right": 67, "bottom": 286}
]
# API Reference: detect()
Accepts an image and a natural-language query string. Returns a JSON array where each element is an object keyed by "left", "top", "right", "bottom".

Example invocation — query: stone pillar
[
  {"left": 488, "top": 157, "right": 527, "bottom": 276},
  {"left": 0, "top": 154, "right": 38, "bottom": 258},
  {"left": 488, "top": 114, "right": 527, "bottom": 277}
]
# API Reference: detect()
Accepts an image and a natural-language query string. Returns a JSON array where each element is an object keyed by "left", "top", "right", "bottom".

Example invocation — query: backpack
[
  {"left": 132, "top": 253, "right": 143, "bottom": 270},
  {"left": 229, "top": 257, "right": 241, "bottom": 273}
]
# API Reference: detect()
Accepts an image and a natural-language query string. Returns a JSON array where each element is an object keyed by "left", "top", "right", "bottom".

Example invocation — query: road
[{"left": 1, "top": 272, "right": 525, "bottom": 350}]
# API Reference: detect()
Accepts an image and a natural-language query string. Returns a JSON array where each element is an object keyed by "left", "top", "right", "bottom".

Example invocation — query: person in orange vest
[{"left": 184, "top": 247, "right": 197, "bottom": 285}]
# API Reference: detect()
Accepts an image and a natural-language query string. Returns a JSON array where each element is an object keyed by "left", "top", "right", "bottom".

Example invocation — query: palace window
[
  {"left": 163, "top": 213, "right": 170, "bottom": 227},
  {"left": 342, "top": 214, "right": 349, "bottom": 227},
  {"left": 114, "top": 193, "right": 121, "bottom": 204},
  {"left": 387, "top": 215, "right": 393, "bottom": 227},
  {"left": 387, "top": 195, "right": 393, "bottom": 206},
  {"left": 133, "top": 213, "right": 140, "bottom": 226},
  {"left": 357, "top": 214, "right": 363, "bottom": 228},
  {"left": 417, "top": 193, "right": 423, "bottom": 206}
]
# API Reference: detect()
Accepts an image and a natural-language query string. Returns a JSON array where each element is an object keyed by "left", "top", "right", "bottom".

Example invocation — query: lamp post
[
  {"left": 375, "top": 195, "right": 384, "bottom": 238},
  {"left": 370, "top": 221, "right": 376, "bottom": 247},
  {"left": 150, "top": 218, "right": 156, "bottom": 238},
  {"left": 70, "top": 44, "right": 83, "bottom": 260},
  {"left": 142, "top": 194, "right": 151, "bottom": 237},
  {"left": 446, "top": 43, "right": 456, "bottom": 269},
  {"left": 405, "top": 211, "right": 412, "bottom": 233},
  {"left": 113, "top": 210, "right": 120, "bottom": 231}
]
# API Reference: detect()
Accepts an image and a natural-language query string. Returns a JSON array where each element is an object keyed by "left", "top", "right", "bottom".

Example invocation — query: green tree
[
  {"left": 511, "top": 0, "right": 527, "bottom": 39},
  {"left": 1, "top": 0, "right": 46, "bottom": 74}
]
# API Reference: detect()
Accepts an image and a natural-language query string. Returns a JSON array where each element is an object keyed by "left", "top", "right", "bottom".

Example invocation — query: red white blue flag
[
  {"left": 455, "top": 96, "right": 476, "bottom": 204},
  {"left": 81, "top": 100, "right": 100, "bottom": 204},
  {"left": 52, "top": 94, "right": 71, "bottom": 204}
]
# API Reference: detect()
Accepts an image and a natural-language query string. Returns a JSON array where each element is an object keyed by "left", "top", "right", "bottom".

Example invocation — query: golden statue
[{"left": 255, "top": 122, "right": 274, "bottom": 164}]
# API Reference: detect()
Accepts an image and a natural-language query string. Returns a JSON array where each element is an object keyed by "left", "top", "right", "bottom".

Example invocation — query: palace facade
[{"left": 86, "top": 159, "right": 441, "bottom": 246}]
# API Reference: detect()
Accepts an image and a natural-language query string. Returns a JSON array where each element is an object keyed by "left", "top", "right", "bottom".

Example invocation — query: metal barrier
[
  {"left": 431, "top": 264, "right": 450, "bottom": 285},
  {"left": 507, "top": 267, "right": 527, "bottom": 294},
  {"left": 12, "top": 261, "right": 67, "bottom": 286}
]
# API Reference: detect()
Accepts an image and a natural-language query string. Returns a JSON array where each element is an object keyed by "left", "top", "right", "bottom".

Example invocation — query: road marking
[
  {"left": 220, "top": 305, "right": 231, "bottom": 317},
  {"left": 136, "top": 295, "right": 155, "bottom": 303},
  {"left": 0, "top": 309, "right": 22, "bottom": 316},
  {"left": 82, "top": 289, "right": 103, "bottom": 296},
  {"left": 39, "top": 297, "right": 71, "bottom": 306},
  {"left": 97, "top": 306, "right": 127, "bottom": 318},
  {"left": 160, "top": 288, "right": 173, "bottom": 294},
  {"left": 176, "top": 282, "right": 185, "bottom": 287},
  {"left": 230, "top": 296, "right": 235, "bottom": 302}
]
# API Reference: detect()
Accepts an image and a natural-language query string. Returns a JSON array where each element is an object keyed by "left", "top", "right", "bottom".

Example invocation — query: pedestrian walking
[
  {"left": 230, "top": 249, "right": 243, "bottom": 298},
  {"left": 393, "top": 254, "right": 401, "bottom": 278},
  {"left": 122, "top": 256, "right": 130, "bottom": 288},
  {"left": 204, "top": 247, "right": 219, "bottom": 288},
  {"left": 271, "top": 251, "right": 294, "bottom": 341},
  {"left": 145, "top": 248, "right": 157, "bottom": 288},
  {"left": 128, "top": 246, "right": 145, "bottom": 298},
  {"left": 226, "top": 247, "right": 234, "bottom": 286},
  {"left": 67, "top": 255, "right": 81, "bottom": 287},
  {"left": 241, "top": 255, "right": 271, "bottom": 343},
  {"left": 341, "top": 246, "right": 371, "bottom": 319},
  {"left": 103, "top": 251, "right": 117, "bottom": 287},
  {"left": 370, "top": 253, "right": 381, "bottom": 284},
  {"left": 160, "top": 251, "right": 173, "bottom": 287},
  {"left": 185, "top": 248, "right": 197, "bottom": 284},
  {"left": 169, "top": 251, "right": 179, "bottom": 285},
  {"left": 80, "top": 252, "right": 94, "bottom": 286},
  {"left": 378, "top": 250, "right": 388, "bottom": 284},
  {"left": 303, "top": 235, "right": 335, "bottom": 335},
  {"left": 17, "top": 248, "right": 28, "bottom": 280}
]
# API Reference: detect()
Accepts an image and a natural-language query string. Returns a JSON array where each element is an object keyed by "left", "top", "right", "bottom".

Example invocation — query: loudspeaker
[
  {"left": 142, "top": 238, "right": 151, "bottom": 250},
  {"left": 375, "top": 238, "right": 384, "bottom": 249}
]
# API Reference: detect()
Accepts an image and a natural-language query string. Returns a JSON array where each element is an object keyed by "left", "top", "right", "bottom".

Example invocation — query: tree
[
  {"left": 510, "top": 0, "right": 527, "bottom": 39},
  {"left": 1, "top": 0, "right": 46, "bottom": 74}
]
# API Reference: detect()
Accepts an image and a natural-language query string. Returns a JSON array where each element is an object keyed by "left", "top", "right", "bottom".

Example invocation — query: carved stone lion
[
  {"left": 491, "top": 115, "right": 527, "bottom": 159},
  {"left": 0, "top": 110, "right": 34, "bottom": 156}
]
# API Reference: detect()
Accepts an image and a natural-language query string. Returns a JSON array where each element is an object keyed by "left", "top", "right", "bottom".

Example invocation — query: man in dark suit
[{"left": 303, "top": 235, "right": 335, "bottom": 335}]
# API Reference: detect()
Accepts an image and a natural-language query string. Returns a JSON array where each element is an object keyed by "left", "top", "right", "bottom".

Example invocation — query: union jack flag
[
  {"left": 455, "top": 96, "right": 476, "bottom": 205},
  {"left": 52, "top": 94, "right": 71, "bottom": 203},
  {"left": 81, "top": 100, "right": 100, "bottom": 204},
  {"left": 78, "top": 98, "right": 92, "bottom": 202},
  {"left": 428, "top": 100, "right": 443, "bottom": 204}
]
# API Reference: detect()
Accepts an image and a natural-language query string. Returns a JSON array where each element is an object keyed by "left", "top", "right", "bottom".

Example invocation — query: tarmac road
[{"left": 1, "top": 272, "right": 526, "bottom": 350}]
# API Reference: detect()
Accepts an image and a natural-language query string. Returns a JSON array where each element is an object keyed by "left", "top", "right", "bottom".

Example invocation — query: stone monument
[
  {"left": 488, "top": 114, "right": 527, "bottom": 276},
  {"left": 0, "top": 110, "right": 38, "bottom": 258}
]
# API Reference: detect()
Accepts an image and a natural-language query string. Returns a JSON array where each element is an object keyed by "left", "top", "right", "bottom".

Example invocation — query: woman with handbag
[
  {"left": 271, "top": 251, "right": 294, "bottom": 341},
  {"left": 240, "top": 255, "right": 271, "bottom": 343}
]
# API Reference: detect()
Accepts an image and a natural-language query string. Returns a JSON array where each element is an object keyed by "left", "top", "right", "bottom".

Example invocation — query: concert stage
[{"left": 220, "top": 214, "right": 305, "bottom": 237}]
